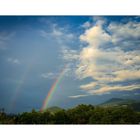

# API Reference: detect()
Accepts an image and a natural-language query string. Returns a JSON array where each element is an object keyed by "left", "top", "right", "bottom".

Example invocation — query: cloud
[
  {"left": 61, "top": 46, "right": 79, "bottom": 61},
  {"left": 80, "top": 25, "right": 111, "bottom": 46},
  {"left": 92, "top": 16, "right": 107, "bottom": 26},
  {"left": 41, "top": 65, "right": 71, "bottom": 80},
  {"left": 0, "top": 31, "right": 15, "bottom": 50},
  {"left": 71, "top": 84, "right": 140, "bottom": 98},
  {"left": 40, "top": 24, "right": 74, "bottom": 44},
  {"left": 41, "top": 72, "right": 57, "bottom": 79},
  {"left": 114, "top": 70, "right": 140, "bottom": 81},
  {"left": 0, "top": 31, "right": 15, "bottom": 41},
  {"left": 81, "top": 21, "right": 91, "bottom": 28},
  {"left": 40, "top": 30, "right": 48, "bottom": 38},
  {"left": 89, "top": 84, "right": 140, "bottom": 95},
  {"left": 7, "top": 58, "right": 20, "bottom": 64},
  {"left": 62, "top": 17, "right": 140, "bottom": 97},
  {"left": 69, "top": 94, "right": 89, "bottom": 99},
  {"left": 108, "top": 21, "right": 140, "bottom": 45},
  {"left": 80, "top": 82, "right": 98, "bottom": 90}
]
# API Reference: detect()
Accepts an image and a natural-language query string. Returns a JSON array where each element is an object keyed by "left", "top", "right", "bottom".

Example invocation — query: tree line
[{"left": 0, "top": 104, "right": 140, "bottom": 124}]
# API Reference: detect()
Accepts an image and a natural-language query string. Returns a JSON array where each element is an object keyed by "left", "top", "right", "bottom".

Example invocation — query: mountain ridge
[{"left": 100, "top": 97, "right": 140, "bottom": 111}]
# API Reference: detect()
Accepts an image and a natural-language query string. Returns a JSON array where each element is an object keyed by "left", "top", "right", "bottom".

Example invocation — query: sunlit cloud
[
  {"left": 80, "top": 82, "right": 98, "bottom": 90},
  {"left": 69, "top": 94, "right": 89, "bottom": 98},
  {"left": 80, "top": 25, "right": 111, "bottom": 46},
  {"left": 89, "top": 84, "right": 140, "bottom": 95},
  {"left": 62, "top": 17, "right": 140, "bottom": 97}
]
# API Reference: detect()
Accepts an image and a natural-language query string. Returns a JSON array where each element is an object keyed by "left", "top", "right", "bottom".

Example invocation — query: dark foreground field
[{"left": 0, "top": 103, "right": 140, "bottom": 124}]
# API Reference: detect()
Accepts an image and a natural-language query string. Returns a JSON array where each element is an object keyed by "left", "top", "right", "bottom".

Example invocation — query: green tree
[
  {"left": 53, "top": 110, "right": 69, "bottom": 124},
  {"left": 66, "top": 104, "right": 94, "bottom": 124}
]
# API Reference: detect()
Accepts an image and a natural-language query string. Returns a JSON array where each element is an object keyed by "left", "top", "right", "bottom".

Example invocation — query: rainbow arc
[{"left": 40, "top": 65, "right": 67, "bottom": 112}]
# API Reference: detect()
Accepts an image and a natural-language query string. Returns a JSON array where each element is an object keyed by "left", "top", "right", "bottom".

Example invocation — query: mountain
[
  {"left": 46, "top": 106, "right": 63, "bottom": 113},
  {"left": 100, "top": 98, "right": 140, "bottom": 111},
  {"left": 101, "top": 98, "right": 135, "bottom": 105}
]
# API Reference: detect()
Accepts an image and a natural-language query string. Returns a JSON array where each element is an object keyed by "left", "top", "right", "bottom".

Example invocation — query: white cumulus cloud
[{"left": 62, "top": 17, "right": 140, "bottom": 98}]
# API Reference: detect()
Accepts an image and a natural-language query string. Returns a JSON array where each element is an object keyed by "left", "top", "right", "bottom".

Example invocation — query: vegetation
[{"left": 0, "top": 104, "right": 140, "bottom": 124}]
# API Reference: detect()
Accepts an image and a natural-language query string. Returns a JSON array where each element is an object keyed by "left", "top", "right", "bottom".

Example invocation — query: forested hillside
[{"left": 0, "top": 103, "right": 140, "bottom": 124}]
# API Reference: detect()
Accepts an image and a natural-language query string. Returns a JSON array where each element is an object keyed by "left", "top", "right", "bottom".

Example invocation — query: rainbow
[
  {"left": 40, "top": 65, "right": 67, "bottom": 112},
  {"left": 9, "top": 58, "right": 36, "bottom": 112}
]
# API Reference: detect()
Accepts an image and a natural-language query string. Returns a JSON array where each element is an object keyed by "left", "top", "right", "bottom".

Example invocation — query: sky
[{"left": 0, "top": 16, "right": 140, "bottom": 113}]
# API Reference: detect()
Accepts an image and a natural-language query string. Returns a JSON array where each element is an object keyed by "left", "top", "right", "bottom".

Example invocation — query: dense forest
[{"left": 0, "top": 104, "right": 140, "bottom": 124}]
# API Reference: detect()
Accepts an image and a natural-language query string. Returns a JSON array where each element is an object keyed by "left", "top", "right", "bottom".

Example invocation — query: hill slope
[
  {"left": 101, "top": 98, "right": 135, "bottom": 105},
  {"left": 46, "top": 106, "right": 63, "bottom": 113},
  {"left": 100, "top": 98, "right": 140, "bottom": 111}
]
